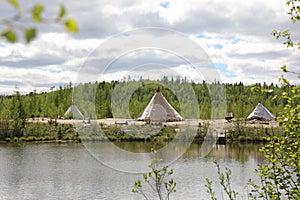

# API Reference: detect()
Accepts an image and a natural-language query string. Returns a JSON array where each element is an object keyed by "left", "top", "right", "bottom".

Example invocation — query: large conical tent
[
  {"left": 137, "top": 87, "right": 183, "bottom": 122},
  {"left": 247, "top": 103, "right": 275, "bottom": 121},
  {"left": 64, "top": 104, "right": 84, "bottom": 119}
]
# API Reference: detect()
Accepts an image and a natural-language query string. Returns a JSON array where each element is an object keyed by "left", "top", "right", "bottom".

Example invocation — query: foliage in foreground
[
  {"left": 206, "top": 0, "right": 300, "bottom": 198},
  {"left": 247, "top": 0, "right": 300, "bottom": 198},
  {"left": 132, "top": 149, "right": 176, "bottom": 200},
  {"left": 247, "top": 76, "right": 300, "bottom": 199},
  {"left": 1, "top": 0, "right": 78, "bottom": 43},
  {"left": 205, "top": 161, "right": 238, "bottom": 200}
]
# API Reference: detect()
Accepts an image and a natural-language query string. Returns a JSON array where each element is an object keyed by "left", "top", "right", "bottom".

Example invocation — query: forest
[
  {"left": 0, "top": 78, "right": 289, "bottom": 121},
  {"left": 0, "top": 78, "right": 292, "bottom": 141}
]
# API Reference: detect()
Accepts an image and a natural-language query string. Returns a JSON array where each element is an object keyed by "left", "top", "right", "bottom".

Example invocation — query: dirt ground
[{"left": 27, "top": 117, "right": 279, "bottom": 128}]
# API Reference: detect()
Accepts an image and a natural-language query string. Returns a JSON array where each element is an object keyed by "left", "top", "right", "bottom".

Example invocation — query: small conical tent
[
  {"left": 137, "top": 87, "right": 183, "bottom": 122},
  {"left": 247, "top": 103, "right": 275, "bottom": 121},
  {"left": 64, "top": 104, "right": 84, "bottom": 119}
]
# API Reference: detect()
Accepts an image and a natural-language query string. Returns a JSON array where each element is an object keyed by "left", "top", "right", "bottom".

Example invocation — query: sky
[{"left": 0, "top": 0, "right": 299, "bottom": 94}]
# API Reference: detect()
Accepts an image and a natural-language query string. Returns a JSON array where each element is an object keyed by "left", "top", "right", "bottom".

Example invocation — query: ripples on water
[{"left": 0, "top": 142, "right": 264, "bottom": 199}]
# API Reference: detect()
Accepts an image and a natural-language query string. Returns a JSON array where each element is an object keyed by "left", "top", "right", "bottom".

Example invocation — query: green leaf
[
  {"left": 281, "top": 65, "right": 287, "bottom": 72},
  {"left": 282, "top": 29, "right": 290, "bottom": 35},
  {"left": 7, "top": 0, "right": 19, "bottom": 9},
  {"left": 1, "top": 29, "right": 17, "bottom": 42},
  {"left": 287, "top": 41, "right": 294, "bottom": 47},
  {"left": 25, "top": 28, "right": 36, "bottom": 43},
  {"left": 32, "top": 4, "right": 44, "bottom": 22},
  {"left": 58, "top": 4, "right": 66, "bottom": 19},
  {"left": 64, "top": 18, "right": 78, "bottom": 32}
]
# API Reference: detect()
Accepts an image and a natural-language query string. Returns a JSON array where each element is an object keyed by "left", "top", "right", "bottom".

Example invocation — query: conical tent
[
  {"left": 247, "top": 103, "right": 275, "bottom": 121},
  {"left": 64, "top": 104, "right": 84, "bottom": 119},
  {"left": 137, "top": 88, "right": 183, "bottom": 122}
]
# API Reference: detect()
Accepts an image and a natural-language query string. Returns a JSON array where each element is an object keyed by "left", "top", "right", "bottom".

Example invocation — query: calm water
[{"left": 0, "top": 142, "right": 264, "bottom": 200}]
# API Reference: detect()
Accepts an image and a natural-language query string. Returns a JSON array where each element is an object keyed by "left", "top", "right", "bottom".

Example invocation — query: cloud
[
  {"left": 1, "top": 0, "right": 299, "bottom": 94},
  {"left": 0, "top": 33, "right": 103, "bottom": 94}
]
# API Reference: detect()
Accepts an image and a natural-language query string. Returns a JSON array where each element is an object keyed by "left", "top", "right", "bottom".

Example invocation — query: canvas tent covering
[
  {"left": 247, "top": 103, "right": 275, "bottom": 121},
  {"left": 64, "top": 104, "right": 84, "bottom": 119},
  {"left": 137, "top": 88, "right": 183, "bottom": 122}
]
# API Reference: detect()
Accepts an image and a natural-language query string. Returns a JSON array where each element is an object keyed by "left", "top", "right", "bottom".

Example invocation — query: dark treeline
[{"left": 0, "top": 79, "right": 290, "bottom": 121}]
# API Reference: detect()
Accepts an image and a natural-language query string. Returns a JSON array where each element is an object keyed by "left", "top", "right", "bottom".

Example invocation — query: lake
[{"left": 0, "top": 142, "right": 264, "bottom": 200}]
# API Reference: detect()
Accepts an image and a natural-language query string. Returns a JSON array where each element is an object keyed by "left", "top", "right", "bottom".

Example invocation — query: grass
[{"left": 0, "top": 119, "right": 284, "bottom": 143}]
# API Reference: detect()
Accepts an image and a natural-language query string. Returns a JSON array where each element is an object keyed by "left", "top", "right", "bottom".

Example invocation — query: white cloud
[
  {"left": 190, "top": 32, "right": 299, "bottom": 85},
  {"left": 0, "top": 0, "right": 299, "bottom": 94},
  {"left": 0, "top": 33, "right": 104, "bottom": 94}
]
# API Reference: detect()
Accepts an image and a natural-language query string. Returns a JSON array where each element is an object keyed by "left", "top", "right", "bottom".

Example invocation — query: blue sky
[
  {"left": 160, "top": 1, "right": 170, "bottom": 8},
  {"left": 0, "top": 0, "right": 299, "bottom": 94}
]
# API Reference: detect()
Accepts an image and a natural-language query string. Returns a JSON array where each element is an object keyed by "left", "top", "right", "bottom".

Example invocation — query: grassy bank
[
  {"left": 0, "top": 119, "right": 283, "bottom": 143},
  {"left": 0, "top": 119, "right": 76, "bottom": 142},
  {"left": 225, "top": 120, "right": 283, "bottom": 142}
]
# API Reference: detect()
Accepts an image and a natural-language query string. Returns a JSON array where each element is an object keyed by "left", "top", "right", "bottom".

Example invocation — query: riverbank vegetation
[
  {"left": 0, "top": 118, "right": 283, "bottom": 144},
  {"left": 225, "top": 120, "right": 283, "bottom": 142},
  {"left": 0, "top": 119, "right": 75, "bottom": 142}
]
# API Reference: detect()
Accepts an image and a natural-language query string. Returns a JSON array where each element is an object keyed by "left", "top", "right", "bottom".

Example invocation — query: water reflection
[
  {"left": 0, "top": 142, "right": 265, "bottom": 199},
  {"left": 112, "top": 141, "right": 265, "bottom": 163},
  {"left": 183, "top": 142, "right": 264, "bottom": 163}
]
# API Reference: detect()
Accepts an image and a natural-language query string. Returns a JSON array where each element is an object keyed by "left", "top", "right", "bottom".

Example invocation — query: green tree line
[{"left": 0, "top": 79, "right": 291, "bottom": 121}]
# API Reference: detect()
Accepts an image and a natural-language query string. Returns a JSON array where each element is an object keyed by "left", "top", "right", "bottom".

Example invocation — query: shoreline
[
  {"left": 0, "top": 138, "right": 271, "bottom": 144},
  {"left": 0, "top": 118, "right": 282, "bottom": 144},
  {"left": 27, "top": 117, "right": 279, "bottom": 127}
]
